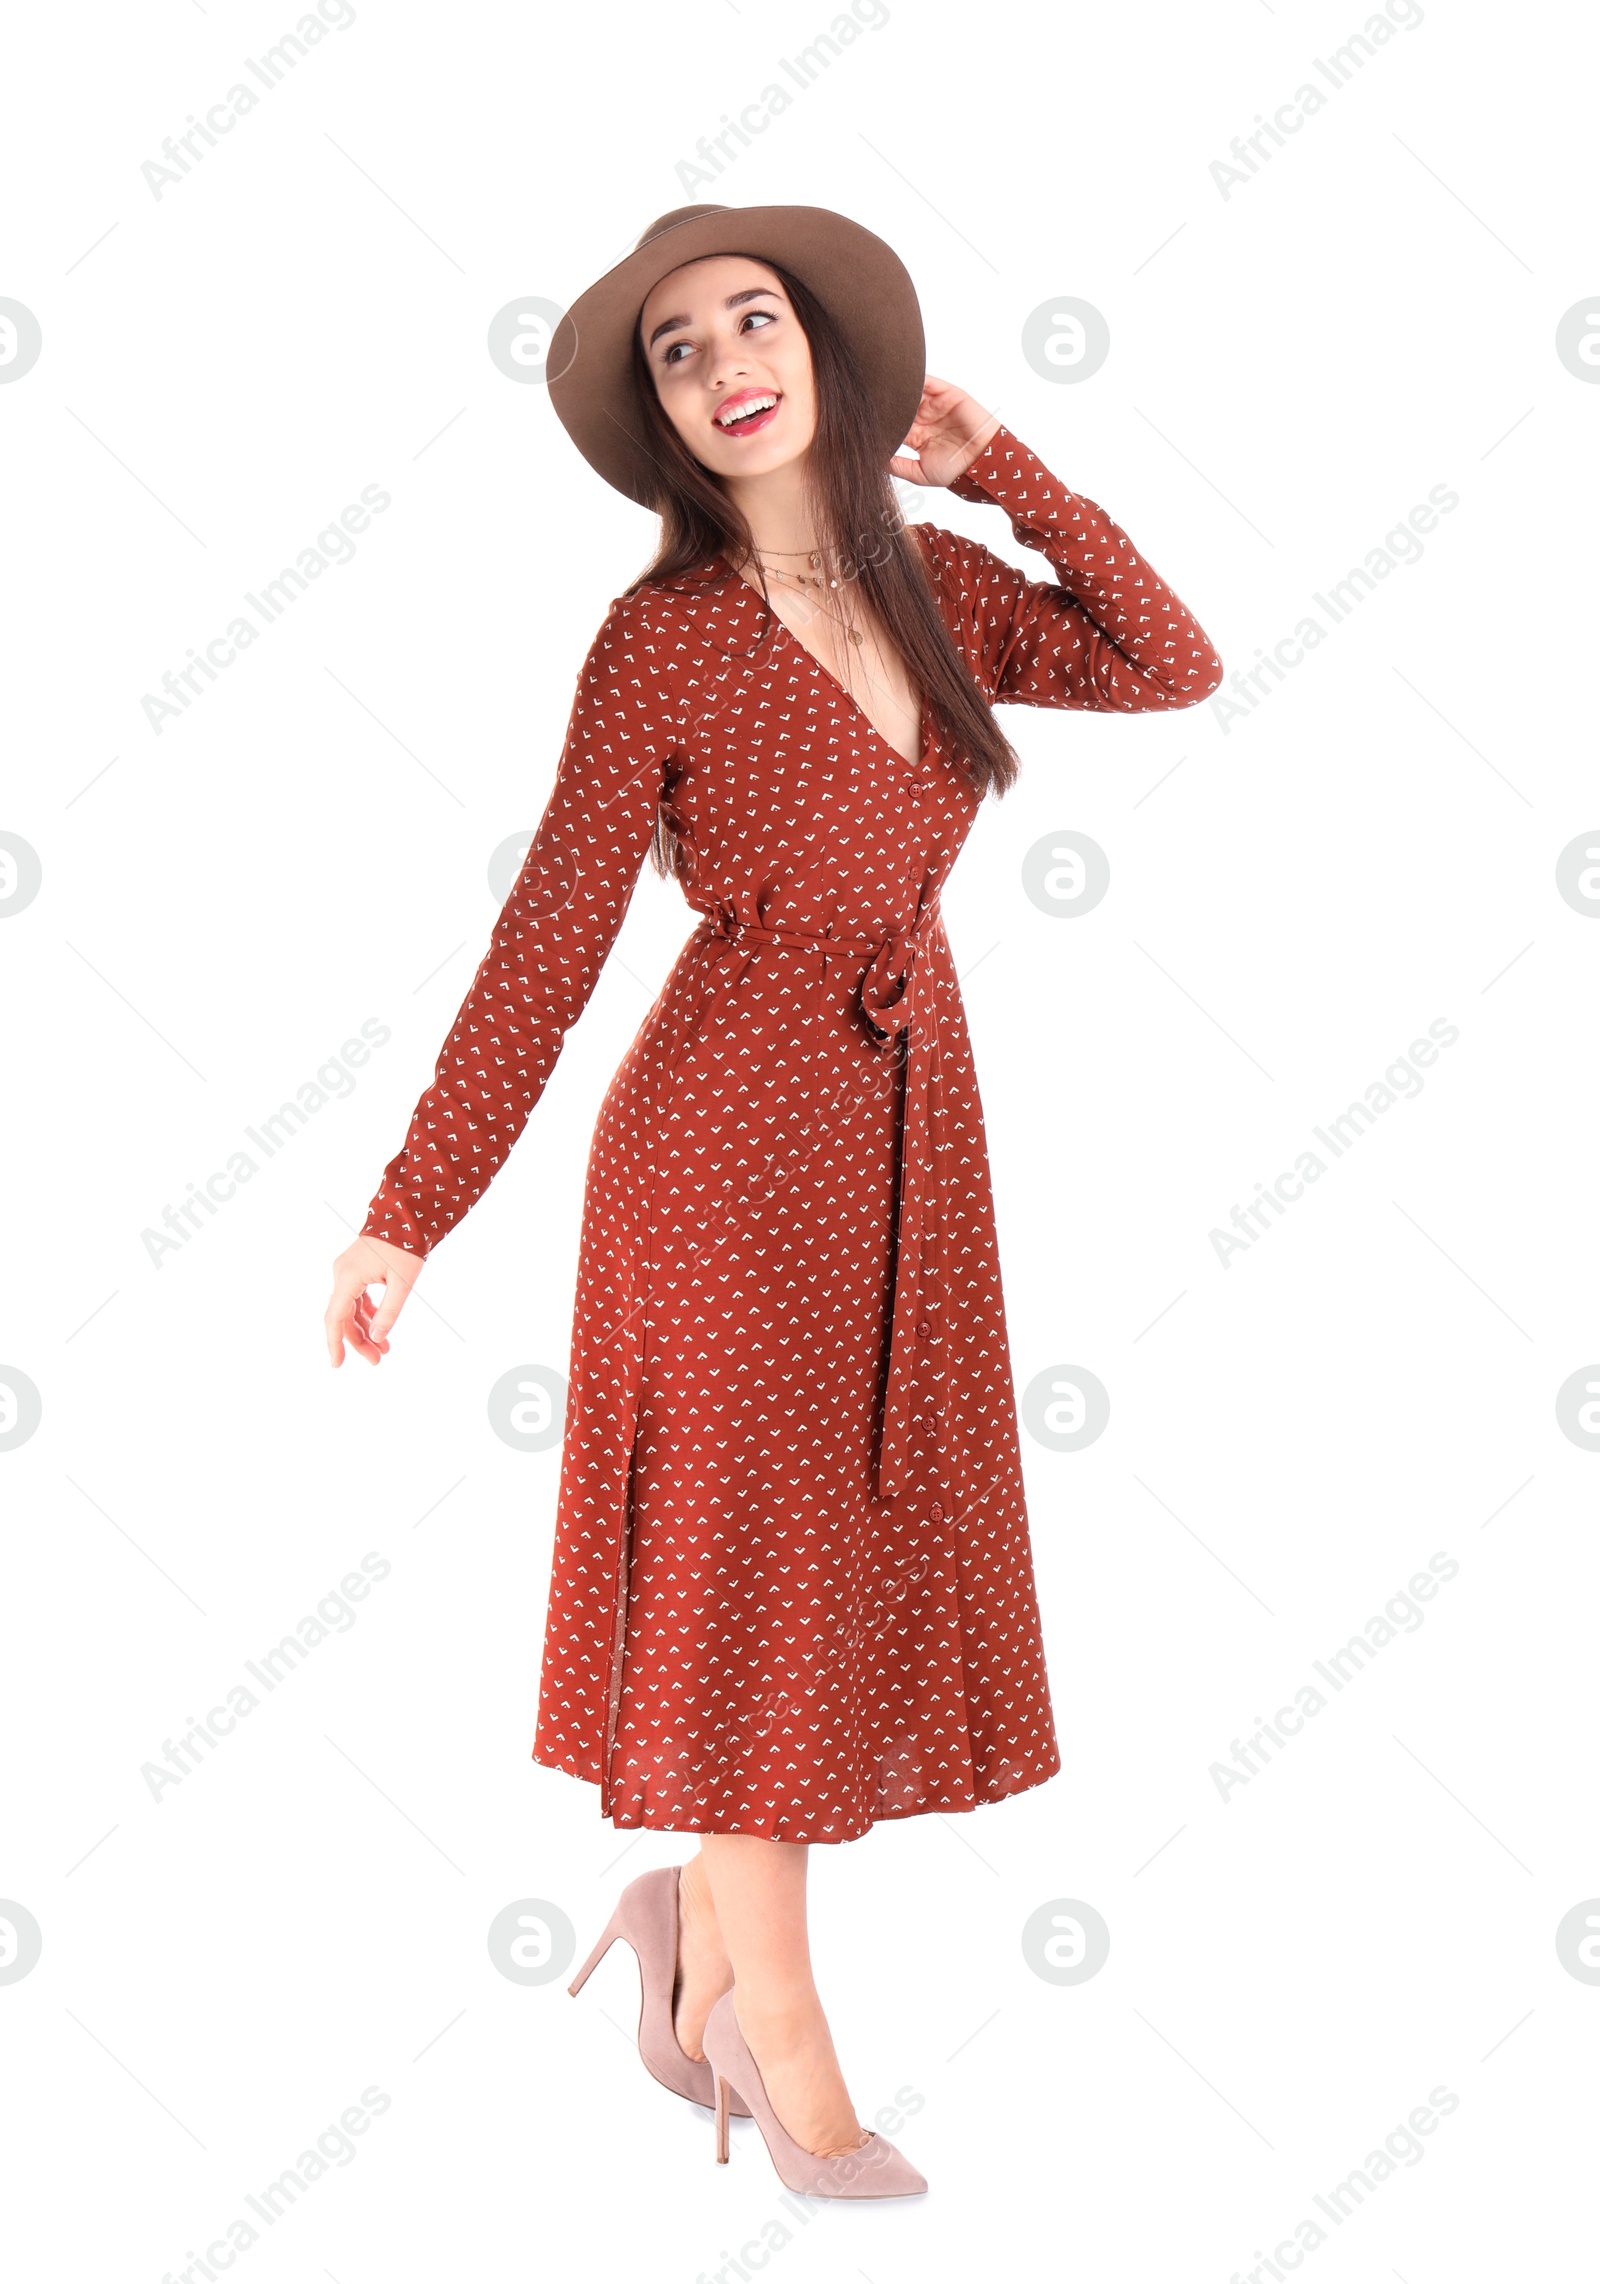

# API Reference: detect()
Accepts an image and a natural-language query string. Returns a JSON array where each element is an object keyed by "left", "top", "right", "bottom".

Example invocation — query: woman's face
[{"left": 638, "top": 254, "right": 816, "bottom": 484}]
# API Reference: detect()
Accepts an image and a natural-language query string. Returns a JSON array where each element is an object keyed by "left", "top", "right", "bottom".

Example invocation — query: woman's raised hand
[
  {"left": 324, "top": 1232, "right": 422, "bottom": 1366},
  {"left": 889, "top": 375, "right": 1002, "bottom": 489}
]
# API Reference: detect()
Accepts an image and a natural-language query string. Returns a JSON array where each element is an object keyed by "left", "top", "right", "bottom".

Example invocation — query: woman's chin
[{"left": 702, "top": 432, "right": 809, "bottom": 484}]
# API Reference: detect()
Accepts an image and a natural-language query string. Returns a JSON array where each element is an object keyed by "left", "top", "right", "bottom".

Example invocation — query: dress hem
[{"left": 530, "top": 1739, "right": 1062, "bottom": 1846}]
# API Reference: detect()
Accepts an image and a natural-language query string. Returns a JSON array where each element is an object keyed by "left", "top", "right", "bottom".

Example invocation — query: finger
[
  {"left": 351, "top": 1290, "right": 390, "bottom": 1355},
  {"left": 327, "top": 1290, "right": 381, "bottom": 1367},
  {"left": 888, "top": 453, "right": 930, "bottom": 484},
  {"left": 325, "top": 1261, "right": 383, "bottom": 1366},
  {"left": 368, "top": 1265, "right": 413, "bottom": 1342},
  {"left": 345, "top": 1283, "right": 389, "bottom": 1365}
]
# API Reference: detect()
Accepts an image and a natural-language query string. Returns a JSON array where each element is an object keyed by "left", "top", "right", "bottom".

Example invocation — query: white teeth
[{"left": 716, "top": 393, "right": 778, "bottom": 428}]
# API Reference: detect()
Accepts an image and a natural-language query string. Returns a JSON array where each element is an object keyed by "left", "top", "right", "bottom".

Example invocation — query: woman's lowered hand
[{"left": 324, "top": 1232, "right": 422, "bottom": 1365}]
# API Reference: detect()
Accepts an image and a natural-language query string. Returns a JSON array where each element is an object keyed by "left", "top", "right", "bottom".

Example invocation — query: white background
[{"left": 2, "top": 0, "right": 1595, "bottom": 2277}]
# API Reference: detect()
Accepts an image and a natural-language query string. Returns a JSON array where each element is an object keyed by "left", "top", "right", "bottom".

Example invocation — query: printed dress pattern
[{"left": 363, "top": 425, "right": 1222, "bottom": 1843}]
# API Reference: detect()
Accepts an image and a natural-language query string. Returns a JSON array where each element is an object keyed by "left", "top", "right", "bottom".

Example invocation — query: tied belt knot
[
  {"left": 696, "top": 896, "right": 945, "bottom": 1506},
  {"left": 700, "top": 898, "right": 939, "bottom": 1053}
]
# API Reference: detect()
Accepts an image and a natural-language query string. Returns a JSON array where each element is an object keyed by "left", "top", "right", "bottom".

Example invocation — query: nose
[{"left": 703, "top": 330, "right": 754, "bottom": 395}]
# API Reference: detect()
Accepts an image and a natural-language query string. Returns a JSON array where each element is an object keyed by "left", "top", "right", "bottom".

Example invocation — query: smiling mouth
[{"left": 713, "top": 390, "right": 781, "bottom": 437}]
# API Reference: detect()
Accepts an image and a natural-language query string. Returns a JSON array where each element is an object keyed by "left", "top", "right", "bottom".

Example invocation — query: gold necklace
[
  {"left": 741, "top": 552, "right": 921, "bottom": 752},
  {"left": 748, "top": 548, "right": 866, "bottom": 647}
]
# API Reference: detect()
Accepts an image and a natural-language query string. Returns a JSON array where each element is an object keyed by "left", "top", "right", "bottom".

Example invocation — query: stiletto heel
[
  {"left": 566, "top": 1911, "right": 622, "bottom": 1996},
  {"left": 701, "top": 1990, "right": 928, "bottom": 2199},
  {"left": 714, "top": 2072, "right": 731, "bottom": 2163},
  {"left": 565, "top": 1865, "right": 751, "bottom": 2116}
]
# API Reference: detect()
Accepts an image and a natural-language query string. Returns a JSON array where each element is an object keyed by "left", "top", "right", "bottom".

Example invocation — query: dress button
[
  {"left": 929, "top": 1502, "right": 945, "bottom": 1521},
  {"left": 916, "top": 1318, "right": 933, "bottom": 1340}
]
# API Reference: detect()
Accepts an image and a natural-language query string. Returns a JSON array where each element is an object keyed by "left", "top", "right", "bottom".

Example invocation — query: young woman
[{"left": 324, "top": 202, "right": 1222, "bottom": 2198}]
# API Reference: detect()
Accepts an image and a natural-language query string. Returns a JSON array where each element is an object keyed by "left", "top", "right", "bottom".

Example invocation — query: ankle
[
  {"left": 677, "top": 1855, "right": 729, "bottom": 1958},
  {"left": 734, "top": 1984, "right": 826, "bottom": 2039}
]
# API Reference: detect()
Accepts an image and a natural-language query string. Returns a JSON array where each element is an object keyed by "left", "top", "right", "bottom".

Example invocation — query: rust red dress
[{"left": 362, "top": 424, "right": 1222, "bottom": 1843}]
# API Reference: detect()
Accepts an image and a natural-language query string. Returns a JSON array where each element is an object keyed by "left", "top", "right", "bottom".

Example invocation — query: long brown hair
[{"left": 622, "top": 256, "right": 1019, "bottom": 881}]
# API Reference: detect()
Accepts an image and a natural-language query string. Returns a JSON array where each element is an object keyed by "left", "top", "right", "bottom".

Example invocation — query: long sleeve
[
  {"left": 360, "top": 593, "right": 677, "bottom": 1259},
  {"left": 928, "top": 422, "right": 1223, "bottom": 712}
]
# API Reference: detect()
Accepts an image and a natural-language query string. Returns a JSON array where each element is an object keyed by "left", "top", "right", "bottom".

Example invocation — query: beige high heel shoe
[
  {"left": 701, "top": 1989, "right": 929, "bottom": 2197},
  {"left": 567, "top": 1864, "right": 752, "bottom": 2116}
]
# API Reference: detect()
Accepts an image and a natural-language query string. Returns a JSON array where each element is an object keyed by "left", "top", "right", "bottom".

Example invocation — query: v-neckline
[{"left": 714, "top": 553, "right": 928, "bottom": 773}]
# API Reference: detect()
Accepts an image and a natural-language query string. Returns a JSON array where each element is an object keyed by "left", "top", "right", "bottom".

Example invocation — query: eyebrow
[{"left": 646, "top": 286, "right": 780, "bottom": 351}]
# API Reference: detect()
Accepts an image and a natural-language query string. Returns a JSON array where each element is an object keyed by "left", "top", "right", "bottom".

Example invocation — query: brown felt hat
[{"left": 544, "top": 203, "right": 926, "bottom": 509}]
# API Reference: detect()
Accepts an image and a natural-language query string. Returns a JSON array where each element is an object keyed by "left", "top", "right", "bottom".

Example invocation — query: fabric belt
[{"left": 694, "top": 892, "right": 944, "bottom": 1507}]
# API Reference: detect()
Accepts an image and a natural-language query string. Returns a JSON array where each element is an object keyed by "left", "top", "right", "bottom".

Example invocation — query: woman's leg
[
  {"left": 671, "top": 1849, "right": 734, "bottom": 2060},
  {"left": 697, "top": 1833, "right": 869, "bottom": 2159}
]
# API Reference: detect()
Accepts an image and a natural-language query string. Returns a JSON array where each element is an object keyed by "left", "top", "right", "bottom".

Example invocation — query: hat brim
[{"left": 545, "top": 204, "right": 926, "bottom": 510}]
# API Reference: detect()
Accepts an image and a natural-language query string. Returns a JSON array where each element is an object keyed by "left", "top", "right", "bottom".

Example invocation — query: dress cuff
[
  {"left": 944, "top": 420, "right": 1027, "bottom": 506},
  {"left": 359, "top": 1194, "right": 435, "bottom": 1262}
]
